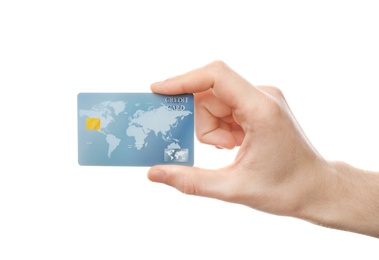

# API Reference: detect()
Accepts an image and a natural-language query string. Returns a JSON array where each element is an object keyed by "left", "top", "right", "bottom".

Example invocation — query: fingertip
[
  {"left": 150, "top": 81, "right": 164, "bottom": 92},
  {"left": 147, "top": 167, "right": 167, "bottom": 183}
]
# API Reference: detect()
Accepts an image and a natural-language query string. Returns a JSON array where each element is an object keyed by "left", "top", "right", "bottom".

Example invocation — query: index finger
[{"left": 151, "top": 61, "right": 264, "bottom": 109}]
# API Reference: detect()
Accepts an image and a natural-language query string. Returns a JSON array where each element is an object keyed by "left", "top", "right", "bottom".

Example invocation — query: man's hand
[
  {"left": 148, "top": 61, "right": 379, "bottom": 238},
  {"left": 148, "top": 61, "right": 323, "bottom": 215}
]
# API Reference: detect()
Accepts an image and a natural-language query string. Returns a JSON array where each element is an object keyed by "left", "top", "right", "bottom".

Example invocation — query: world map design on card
[{"left": 77, "top": 93, "right": 194, "bottom": 166}]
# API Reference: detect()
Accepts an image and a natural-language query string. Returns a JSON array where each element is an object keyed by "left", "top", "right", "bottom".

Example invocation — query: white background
[{"left": 0, "top": 0, "right": 378, "bottom": 259}]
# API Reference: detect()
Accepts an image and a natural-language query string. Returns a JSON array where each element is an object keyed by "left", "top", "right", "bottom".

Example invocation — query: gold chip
[{"left": 86, "top": 118, "right": 101, "bottom": 130}]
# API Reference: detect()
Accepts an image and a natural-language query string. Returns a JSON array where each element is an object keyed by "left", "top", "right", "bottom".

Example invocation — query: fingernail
[{"left": 148, "top": 170, "right": 166, "bottom": 183}]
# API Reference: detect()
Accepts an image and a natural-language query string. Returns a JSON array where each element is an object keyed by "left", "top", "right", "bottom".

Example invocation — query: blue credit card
[{"left": 77, "top": 93, "right": 194, "bottom": 166}]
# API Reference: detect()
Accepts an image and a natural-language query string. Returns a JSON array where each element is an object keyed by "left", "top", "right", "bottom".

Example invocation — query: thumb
[{"left": 148, "top": 165, "right": 230, "bottom": 199}]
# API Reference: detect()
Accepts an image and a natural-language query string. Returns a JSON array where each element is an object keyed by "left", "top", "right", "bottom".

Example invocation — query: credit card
[{"left": 77, "top": 93, "right": 194, "bottom": 166}]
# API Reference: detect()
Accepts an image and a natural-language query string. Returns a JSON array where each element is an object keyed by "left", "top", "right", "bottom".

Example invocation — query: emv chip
[{"left": 86, "top": 118, "right": 101, "bottom": 130}]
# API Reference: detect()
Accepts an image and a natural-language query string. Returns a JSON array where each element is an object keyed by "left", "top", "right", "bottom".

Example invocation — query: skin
[{"left": 147, "top": 61, "right": 379, "bottom": 238}]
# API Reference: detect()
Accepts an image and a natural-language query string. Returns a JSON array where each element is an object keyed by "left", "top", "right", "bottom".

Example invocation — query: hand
[
  {"left": 148, "top": 61, "right": 324, "bottom": 216},
  {"left": 147, "top": 61, "right": 379, "bottom": 237}
]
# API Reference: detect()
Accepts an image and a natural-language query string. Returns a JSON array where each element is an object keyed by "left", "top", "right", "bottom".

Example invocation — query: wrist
[{"left": 295, "top": 160, "right": 379, "bottom": 237}]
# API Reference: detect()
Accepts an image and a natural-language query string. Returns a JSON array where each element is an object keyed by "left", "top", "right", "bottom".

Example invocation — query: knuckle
[
  {"left": 268, "top": 86, "right": 284, "bottom": 98},
  {"left": 265, "top": 98, "right": 283, "bottom": 118},
  {"left": 258, "top": 85, "right": 285, "bottom": 98},
  {"left": 208, "top": 60, "right": 229, "bottom": 74},
  {"left": 256, "top": 86, "right": 287, "bottom": 119}
]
